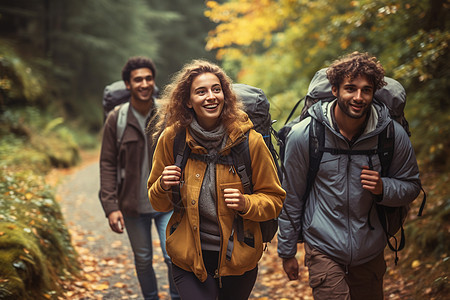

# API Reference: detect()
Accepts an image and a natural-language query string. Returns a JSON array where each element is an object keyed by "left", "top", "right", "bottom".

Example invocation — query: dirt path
[
  {"left": 53, "top": 151, "right": 412, "bottom": 299},
  {"left": 54, "top": 152, "right": 174, "bottom": 299}
]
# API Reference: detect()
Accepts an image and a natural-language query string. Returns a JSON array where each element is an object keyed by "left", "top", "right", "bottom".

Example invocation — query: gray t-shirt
[{"left": 131, "top": 106, "right": 155, "bottom": 214}]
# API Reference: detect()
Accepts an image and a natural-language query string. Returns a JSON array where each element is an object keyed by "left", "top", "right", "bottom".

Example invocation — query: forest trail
[{"left": 51, "top": 150, "right": 413, "bottom": 299}]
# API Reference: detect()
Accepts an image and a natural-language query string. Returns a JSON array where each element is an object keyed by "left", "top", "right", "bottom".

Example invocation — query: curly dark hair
[
  {"left": 326, "top": 52, "right": 387, "bottom": 91},
  {"left": 121, "top": 56, "right": 156, "bottom": 83},
  {"left": 151, "top": 59, "right": 245, "bottom": 140}
]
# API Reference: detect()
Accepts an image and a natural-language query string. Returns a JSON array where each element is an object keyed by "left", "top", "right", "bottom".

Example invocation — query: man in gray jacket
[
  {"left": 100, "top": 56, "right": 179, "bottom": 300},
  {"left": 277, "top": 52, "right": 421, "bottom": 299}
]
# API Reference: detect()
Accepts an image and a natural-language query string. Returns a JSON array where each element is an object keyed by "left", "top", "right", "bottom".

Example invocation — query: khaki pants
[{"left": 304, "top": 243, "right": 386, "bottom": 300}]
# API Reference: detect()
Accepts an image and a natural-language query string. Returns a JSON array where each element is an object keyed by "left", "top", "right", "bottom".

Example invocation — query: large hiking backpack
[
  {"left": 277, "top": 68, "right": 426, "bottom": 263},
  {"left": 278, "top": 68, "right": 410, "bottom": 162},
  {"left": 171, "top": 83, "right": 281, "bottom": 245}
]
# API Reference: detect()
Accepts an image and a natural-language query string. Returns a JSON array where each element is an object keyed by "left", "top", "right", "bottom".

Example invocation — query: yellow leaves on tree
[{"left": 205, "top": 0, "right": 285, "bottom": 58}]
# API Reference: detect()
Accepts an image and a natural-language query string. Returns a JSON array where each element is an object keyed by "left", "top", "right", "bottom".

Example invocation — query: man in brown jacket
[{"left": 99, "top": 56, "right": 179, "bottom": 300}]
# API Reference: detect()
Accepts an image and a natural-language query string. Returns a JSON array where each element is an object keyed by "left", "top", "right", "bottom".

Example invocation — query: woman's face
[{"left": 188, "top": 72, "right": 225, "bottom": 131}]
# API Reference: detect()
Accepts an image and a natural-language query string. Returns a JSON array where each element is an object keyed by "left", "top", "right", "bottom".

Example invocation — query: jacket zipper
[
  {"left": 212, "top": 132, "right": 246, "bottom": 287},
  {"left": 346, "top": 153, "right": 352, "bottom": 265},
  {"left": 214, "top": 162, "right": 223, "bottom": 288},
  {"left": 214, "top": 269, "right": 223, "bottom": 288}
]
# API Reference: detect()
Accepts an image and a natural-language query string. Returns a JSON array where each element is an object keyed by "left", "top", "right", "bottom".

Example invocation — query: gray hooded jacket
[{"left": 277, "top": 99, "right": 421, "bottom": 266}]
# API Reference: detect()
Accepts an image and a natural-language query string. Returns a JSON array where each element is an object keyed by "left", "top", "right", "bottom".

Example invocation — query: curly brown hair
[
  {"left": 326, "top": 52, "right": 387, "bottom": 91},
  {"left": 121, "top": 56, "right": 156, "bottom": 83},
  {"left": 151, "top": 59, "right": 244, "bottom": 140}
]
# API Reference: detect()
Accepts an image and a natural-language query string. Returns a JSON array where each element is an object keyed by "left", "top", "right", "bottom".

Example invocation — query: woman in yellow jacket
[{"left": 147, "top": 59, "right": 285, "bottom": 300}]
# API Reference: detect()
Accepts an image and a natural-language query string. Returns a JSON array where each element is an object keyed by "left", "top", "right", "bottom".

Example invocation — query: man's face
[
  {"left": 125, "top": 68, "right": 154, "bottom": 103},
  {"left": 332, "top": 75, "right": 374, "bottom": 120}
]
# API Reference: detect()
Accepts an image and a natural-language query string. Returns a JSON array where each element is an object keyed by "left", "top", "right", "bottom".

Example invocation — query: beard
[{"left": 336, "top": 94, "right": 371, "bottom": 120}]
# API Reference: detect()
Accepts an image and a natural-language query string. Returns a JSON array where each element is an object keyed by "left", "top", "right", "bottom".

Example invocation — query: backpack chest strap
[
  {"left": 320, "top": 147, "right": 380, "bottom": 156},
  {"left": 189, "top": 152, "right": 234, "bottom": 166}
]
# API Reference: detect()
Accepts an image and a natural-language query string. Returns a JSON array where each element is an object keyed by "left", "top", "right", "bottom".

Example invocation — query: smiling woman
[
  {"left": 147, "top": 59, "right": 285, "bottom": 300},
  {"left": 187, "top": 73, "right": 225, "bottom": 130}
]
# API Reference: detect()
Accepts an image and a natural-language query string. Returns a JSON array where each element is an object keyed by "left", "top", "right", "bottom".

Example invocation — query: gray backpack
[
  {"left": 277, "top": 68, "right": 410, "bottom": 163},
  {"left": 102, "top": 80, "right": 159, "bottom": 121}
]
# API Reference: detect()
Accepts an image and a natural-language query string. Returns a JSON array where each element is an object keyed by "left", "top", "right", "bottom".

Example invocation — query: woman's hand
[
  {"left": 160, "top": 165, "right": 182, "bottom": 191},
  {"left": 224, "top": 188, "right": 248, "bottom": 213}
]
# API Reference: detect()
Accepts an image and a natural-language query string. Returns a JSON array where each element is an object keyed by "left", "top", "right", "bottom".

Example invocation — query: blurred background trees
[
  {"left": 205, "top": 0, "right": 449, "bottom": 171},
  {"left": 1, "top": 0, "right": 447, "bottom": 170},
  {"left": 0, "top": 1, "right": 448, "bottom": 298},
  {"left": 0, "top": 0, "right": 219, "bottom": 132}
]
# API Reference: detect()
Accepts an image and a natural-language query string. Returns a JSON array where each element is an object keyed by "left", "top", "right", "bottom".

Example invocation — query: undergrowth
[
  {"left": 0, "top": 169, "right": 80, "bottom": 300},
  {"left": 0, "top": 107, "right": 93, "bottom": 299},
  {"left": 400, "top": 170, "right": 450, "bottom": 299}
]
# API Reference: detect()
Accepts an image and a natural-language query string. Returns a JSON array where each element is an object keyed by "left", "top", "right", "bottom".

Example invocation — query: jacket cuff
[
  {"left": 278, "top": 253, "right": 296, "bottom": 259},
  {"left": 159, "top": 177, "right": 171, "bottom": 192},
  {"left": 238, "top": 196, "right": 250, "bottom": 215},
  {"left": 375, "top": 195, "right": 383, "bottom": 203},
  {"left": 103, "top": 203, "right": 119, "bottom": 218}
]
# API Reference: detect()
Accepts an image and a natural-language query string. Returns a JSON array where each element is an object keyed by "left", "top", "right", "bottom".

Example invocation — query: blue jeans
[{"left": 124, "top": 211, "right": 180, "bottom": 300}]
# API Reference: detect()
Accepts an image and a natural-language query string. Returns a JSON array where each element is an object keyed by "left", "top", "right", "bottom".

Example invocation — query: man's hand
[
  {"left": 361, "top": 165, "right": 383, "bottom": 195},
  {"left": 282, "top": 257, "right": 300, "bottom": 281},
  {"left": 108, "top": 210, "right": 125, "bottom": 233}
]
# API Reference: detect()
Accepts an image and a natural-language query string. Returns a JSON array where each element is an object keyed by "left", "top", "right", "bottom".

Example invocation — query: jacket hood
[
  {"left": 224, "top": 112, "right": 254, "bottom": 145},
  {"left": 308, "top": 98, "right": 392, "bottom": 136}
]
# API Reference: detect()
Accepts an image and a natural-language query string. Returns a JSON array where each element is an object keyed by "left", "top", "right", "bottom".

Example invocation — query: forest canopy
[
  {"left": 0, "top": 0, "right": 218, "bottom": 131},
  {"left": 205, "top": 0, "right": 449, "bottom": 170}
]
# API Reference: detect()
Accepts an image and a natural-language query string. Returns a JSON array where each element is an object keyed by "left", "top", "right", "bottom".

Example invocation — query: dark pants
[{"left": 172, "top": 251, "right": 258, "bottom": 300}]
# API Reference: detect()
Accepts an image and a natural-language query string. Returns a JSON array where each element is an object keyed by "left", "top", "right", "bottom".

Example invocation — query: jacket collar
[
  {"left": 310, "top": 99, "right": 391, "bottom": 137},
  {"left": 185, "top": 113, "right": 254, "bottom": 152}
]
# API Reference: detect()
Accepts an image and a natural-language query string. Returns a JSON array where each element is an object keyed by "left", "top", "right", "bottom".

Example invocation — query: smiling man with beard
[{"left": 278, "top": 52, "right": 421, "bottom": 300}]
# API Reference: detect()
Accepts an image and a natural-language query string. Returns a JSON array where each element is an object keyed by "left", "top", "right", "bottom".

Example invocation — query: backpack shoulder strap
[
  {"left": 230, "top": 132, "right": 252, "bottom": 243},
  {"left": 116, "top": 102, "right": 130, "bottom": 147},
  {"left": 115, "top": 102, "right": 130, "bottom": 185},
  {"left": 231, "top": 132, "right": 252, "bottom": 195},
  {"left": 284, "top": 97, "right": 305, "bottom": 125},
  {"left": 377, "top": 121, "right": 395, "bottom": 177},
  {"left": 173, "top": 129, "right": 190, "bottom": 168},
  {"left": 298, "top": 118, "right": 325, "bottom": 241},
  {"left": 171, "top": 129, "right": 191, "bottom": 214}
]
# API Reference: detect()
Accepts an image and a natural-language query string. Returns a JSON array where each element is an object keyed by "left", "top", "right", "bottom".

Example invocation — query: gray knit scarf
[{"left": 188, "top": 118, "right": 227, "bottom": 251}]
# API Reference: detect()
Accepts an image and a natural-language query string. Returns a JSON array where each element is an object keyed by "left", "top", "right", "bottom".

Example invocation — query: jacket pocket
[
  {"left": 309, "top": 272, "right": 327, "bottom": 288},
  {"left": 304, "top": 244, "right": 329, "bottom": 289},
  {"left": 219, "top": 182, "right": 243, "bottom": 193},
  {"left": 165, "top": 217, "right": 196, "bottom": 264},
  {"left": 218, "top": 182, "right": 243, "bottom": 215},
  {"left": 317, "top": 153, "right": 340, "bottom": 179},
  {"left": 228, "top": 219, "right": 262, "bottom": 261}
]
